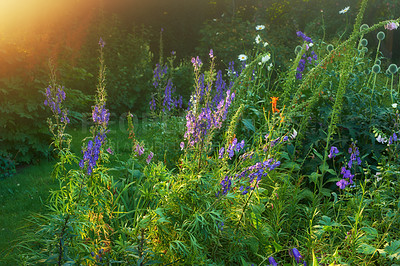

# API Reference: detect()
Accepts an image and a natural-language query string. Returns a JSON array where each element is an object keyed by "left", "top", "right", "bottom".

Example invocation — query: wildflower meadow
[{"left": 1, "top": 0, "right": 400, "bottom": 265}]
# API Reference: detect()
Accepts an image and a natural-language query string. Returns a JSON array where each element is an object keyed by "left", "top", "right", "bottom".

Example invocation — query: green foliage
[{"left": 4, "top": 1, "right": 400, "bottom": 265}]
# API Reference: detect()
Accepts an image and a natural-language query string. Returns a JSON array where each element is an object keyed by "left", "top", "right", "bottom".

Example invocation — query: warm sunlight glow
[{"left": 0, "top": 0, "right": 99, "bottom": 76}]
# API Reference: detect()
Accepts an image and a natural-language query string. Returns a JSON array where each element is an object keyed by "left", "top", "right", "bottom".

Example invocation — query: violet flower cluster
[
  {"left": 377, "top": 132, "right": 398, "bottom": 145},
  {"left": 44, "top": 85, "right": 70, "bottom": 124},
  {"left": 296, "top": 51, "right": 318, "bottom": 80},
  {"left": 162, "top": 79, "right": 182, "bottom": 112},
  {"left": 296, "top": 31, "right": 313, "bottom": 43},
  {"left": 263, "top": 134, "right": 290, "bottom": 153},
  {"left": 79, "top": 102, "right": 110, "bottom": 175},
  {"left": 295, "top": 31, "right": 317, "bottom": 80},
  {"left": 236, "top": 159, "right": 280, "bottom": 195},
  {"left": 152, "top": 64, "right": 168, "bottom": 89},
  {"left": 92, "top": 104, "right": 110, "bottom": 129},
  {"left": 217, "top": 158, "right": 280, "bottom": 197},
  {"left": 330, "top": 143, "right": 362, "bottom": 189},
  {"left": 150, "top": 63, "right": 183, "bottom": 113},
  {"left": 135, "top": 143, "right": 144, "bottom": 156},
  {"left": 79, "top": 134, "right": 105, "bottom": 175},
  {"left": 289, "top": 248, "right": 305, "bottom": 264},
  {"left": 227, "top": 138, "right": 245, "bottom": 158},
  {"left": 328, "top": 146, "right": 339, "bottom": 158},
  {"left": 184, "top": 90, "right": 235, "bottom": 147},
  {"left": 191, "top": 56, "right": 203, "bottom": 71},
  {"left": 212, "top": 70, "right": 228, "bottom": 108},
  {"left": 218, "top": 138, "right": 245, "bottom": 159}
]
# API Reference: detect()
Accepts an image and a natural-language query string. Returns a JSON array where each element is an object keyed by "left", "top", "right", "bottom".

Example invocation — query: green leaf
[
  {"left": 385, "top": 240, "right": 400, "bottom": 260},
  {"left": 242, "top": 118, "right": 255, "bottom": 132},
  {"left": 360, "top": 227, "right": 378, "bottom": 240},
  {"left": 313, "top": 148, "right": 323, "bottom": 161},
  {"left": 309, "top": 172, "right": 320, "bottom": 184},
  {"left": 357, "top": 243, "right": 376, "bottom": 255}
]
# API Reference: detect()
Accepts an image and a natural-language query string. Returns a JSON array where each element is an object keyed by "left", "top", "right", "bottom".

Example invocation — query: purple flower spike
[
  {"left": 291, "top": 248, "right": 303, "bottom": 263},
  {"left": 98, "top": 37, "right": 105, "bottom": 48},
  {"left": 218, "top": 147, "right": 225, "bottom": 159},
  {"left": 146, "top": 152, "right": 154, "bottom": 164},
  {"left": 268, "top": 256, "right": 278, "bottom": 266},
  {"left": 328, "top": 146, "right": 339, "bottom": 158},
  {"left": 209, "top": 49, "right": 214, "bottom": 58}
]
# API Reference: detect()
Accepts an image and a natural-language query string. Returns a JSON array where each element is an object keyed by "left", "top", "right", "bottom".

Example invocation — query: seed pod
[
  {"left": 372, "top": 64, "right": 381, "bottom": 74},
  {"left": 377, "top": 31, "right": 385, "bottom": 41},
  {"left": 375, "top": 59, "right": 381, "bottom": 65},
  {"left": 360, "top": 24, "right": 369, "bottom": 31},
  {"left": 360, "top": 38, "right": 368, "bottom": 47},
  {"left": 327, "top": 44, "right": 334, "bottom": 52},
  {"left": 388, "top": 64, "right": 398, "bottom": 74}
]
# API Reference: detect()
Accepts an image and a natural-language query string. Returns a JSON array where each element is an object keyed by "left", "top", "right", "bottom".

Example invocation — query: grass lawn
[{"left": 0, "top": 160, "right": 57, "bottom": 264}]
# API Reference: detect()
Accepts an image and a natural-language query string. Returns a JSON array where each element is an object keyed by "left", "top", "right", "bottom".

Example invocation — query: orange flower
[{"left": 270, "top": 97, "right": 280, "bottom": 113}]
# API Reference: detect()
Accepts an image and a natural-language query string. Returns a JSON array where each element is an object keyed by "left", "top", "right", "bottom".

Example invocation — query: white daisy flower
[
  {"left": 264, "top": 42, "right": 269, "bottom": 47},
  {"left": 261, "top": 53, "right": 271, "bottom": 63},
  {"left": 291, "top": 129, "right": 298, "bottom": 139},
  {"left": 238, "top": 54, "right": 248, "bottom": 61},
  {"left": 392, "top": 103, "right": 398, "bottom": 108},
  {"left": 255, "top": 25, "right": 265, "bottom": 31},
  {"left": 309, "top": 42, "right": 314, "bottom": 47},
  {"left": 255, "top": 34, "right": 261, "bottom": 44},
  {"left": 268, "top": 63, "right": 273, "bottom": 71},
  {"left": 339, "top": 6, "right": 350, "bottom": 14},
  {"left": 376, "top": 134, "right": 387, "bottom": 144}
]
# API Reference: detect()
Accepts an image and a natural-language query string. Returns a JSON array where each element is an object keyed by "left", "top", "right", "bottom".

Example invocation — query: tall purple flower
[
  {"left": 92, "top": 104, "right": 110, "bottom": 128},
  {"left": 328, "top": 146, "right": 339, "bottom": 159},
  {"left": 191, "top": 56, "right": 202, "bottom": 71},
  {"left": 98, "top": 37, "right": 105, "bottom": 48},
  {"left": 290, "top": 248, "right": 303, "bottom": 263},
  {"left": 135, "top": 144, "right": 144, "bottom": 156},
  {"left": 80, "top": 134, "right": 104, "bottom": 175},
  {"left": 296, "top": 31, "right": 313, "bottom": 43},
  {"left": 146, "top": 152, "right": 154, "bottom": 164},
  {"left": 44, "top": 85, "right": 70, "bottom": 124},
  {"left": 268, "top": 256, "right": 278, "bottom": 266},
  {"left": 184, "top": 90, "right": 235, "bottom": 147}
]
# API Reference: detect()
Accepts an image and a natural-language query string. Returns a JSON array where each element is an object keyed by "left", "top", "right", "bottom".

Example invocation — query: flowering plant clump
[
  {"left": 149, "top": 63, "right": 183, "bottom": 114},
  {"left": 44, "top": 85, "right": 70, "bottom": 124},
  {"left": 329, "top": 142, "right": 362, "bottom": 189},
  {"left": 216, "top": 158, "right": 280, "bottom": 197},
  {"left": 295, "top": 31, "right": 318, "bottom": 79},
  {"left": 184, "top": 89, "right": 235, "bottom": 147}
]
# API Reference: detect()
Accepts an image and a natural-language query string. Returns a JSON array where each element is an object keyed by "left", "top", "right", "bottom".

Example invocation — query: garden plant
[{"left": 1, "top": 0, "right": 400, "bottom": 265}]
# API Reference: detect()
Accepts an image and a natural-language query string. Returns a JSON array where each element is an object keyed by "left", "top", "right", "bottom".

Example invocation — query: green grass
[{"left": 0, "top": 160, "right": 57, "bottom": 264}]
